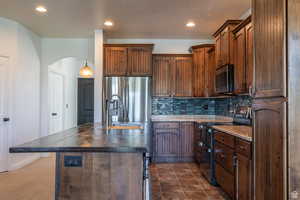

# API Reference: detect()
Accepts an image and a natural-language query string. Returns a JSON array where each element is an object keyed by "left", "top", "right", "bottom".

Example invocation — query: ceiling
[{"left": 0, "top": 0, "right": 251, "bottom": 39}]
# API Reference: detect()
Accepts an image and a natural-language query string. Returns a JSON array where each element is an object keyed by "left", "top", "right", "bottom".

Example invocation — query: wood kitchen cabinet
[
  {"left": 152, "top": 54, "right": 193, "bottom": 97},
  {"left": 252, "top": 98, "right": 286, "bottom": 200},
  {"left": 213, "top": 20, "right": 242, "bottom": 68},
  {"left": 104, "top": 46, "right": 128, "bottom": 76},
  {"left": 214, "top": 130, "right": 253, "bottom": 200},
  {"left": 153, "top": 122, "right": 194, "bottom": 163},
  {"left": 104, "top": 44, "right": 154, "bottom": 76},
  {"left": 232, "top": 16, "right": 253, "bottom": 95},
  {"left": 191, "top": 44, "right": 215, "bottom": 97}
]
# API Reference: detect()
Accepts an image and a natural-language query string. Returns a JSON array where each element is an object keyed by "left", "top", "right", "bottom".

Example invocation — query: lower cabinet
[
  {"left": 153, "top": 122, "right": 194, "bottom": 162},
  {"left": 214, "top": 130, "right": 252, "bottom": 200},
  {"left": 216, "top": 163, "right": 235, "bottom": 199},
  {"left": 236, "top": 153, "right": 252, "bottom": 200}
]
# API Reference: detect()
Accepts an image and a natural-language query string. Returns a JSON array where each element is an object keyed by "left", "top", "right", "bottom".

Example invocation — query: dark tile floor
[{"left": 150, "top": 163, "right": 228, "bottom": 200}]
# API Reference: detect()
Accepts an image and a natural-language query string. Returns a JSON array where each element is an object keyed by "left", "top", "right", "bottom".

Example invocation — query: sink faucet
[{"left": 106, "top": 95, "right": 127, "bottom": 126}]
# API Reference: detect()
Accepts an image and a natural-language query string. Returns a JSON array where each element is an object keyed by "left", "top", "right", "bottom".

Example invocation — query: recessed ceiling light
[
  {"left": 104, "top": 20, "right": 114, "bottom": 27},
  {"left": 35, "top": 6, "right": 47, "bottom": 13},
  {"left": 186, "top": 22, "right": 196, "bottom": 27}
]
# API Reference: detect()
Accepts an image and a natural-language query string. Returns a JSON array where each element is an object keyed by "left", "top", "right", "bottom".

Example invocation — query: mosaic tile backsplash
[{"left": 152, "top": 96, "right": 252, "bottom": 117}]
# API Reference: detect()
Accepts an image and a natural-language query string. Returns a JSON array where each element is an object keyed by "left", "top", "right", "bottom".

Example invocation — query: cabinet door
[
  {"left": 215, "top": 163, "right": 235, "bottom": 199},
  {"left": 127, "top": 47, "right": 152, "bottom": 76},
  {"left": 220, "top": 28, "right": 230, "bottom": 66},
  {"left": 153, "top": 128, "right": 180, "bottom": 161},
  {"left": 205, "top": 48, "right": 216, "bottom": 97},
  {"left": 253, "top": 0, "right": 285, "bottom": 98},
  {"left": 104, "top": 47, "right": 127, "bottom": 76},
  {"left": 234, "top": 28, "right": 247, "bottom": 94},
  {"left": 174, "top": 56, "right": 193, "bottom": 97},
  {"left": 215, "top": 35, "right": 222, "bottom": 67},
  {"left": 236, "top": 154, "right": 252, "bottom": 200},
  {"left": 245, "top": 22, "right": 253, "bottom": 93},
  {"left": 252, "top": 98, "right": 286, "bottom": 200},
  {"left": 152, "top": 56, "right": 172, "bottom": 97},
  {"left": 180, "top": 122, "right": 194, "bottom": 159},
  {"left": 193, "top": 49, "right": 205, "bottom": 97}
]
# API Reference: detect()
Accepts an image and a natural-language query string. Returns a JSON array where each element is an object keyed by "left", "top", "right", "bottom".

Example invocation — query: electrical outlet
[{"left": 64, "top": 155, "right": 82, "bottom": 167}]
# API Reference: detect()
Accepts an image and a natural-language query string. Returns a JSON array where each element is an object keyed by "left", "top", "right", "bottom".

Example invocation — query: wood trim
[
  {"left": 104, "top": 43, "right": 154, "bottom": 49},
  {"left": 191, "top": 44, "right": 215, "bottom": 50},
  {"left": 232, "top": 16, "right": 252, "bottom": 34},
  {"left": 213, "top": 20, "right": 243, "bottom": 37}
]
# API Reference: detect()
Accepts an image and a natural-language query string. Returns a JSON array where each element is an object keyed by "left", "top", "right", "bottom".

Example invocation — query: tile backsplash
[{"left": 152, "top": 96, "right": 252, "bottom": 117}]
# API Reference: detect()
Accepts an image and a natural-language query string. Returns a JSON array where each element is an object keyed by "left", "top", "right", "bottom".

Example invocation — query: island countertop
[{"left": 9, "top": 123, "right": 150, "bottom": 153}]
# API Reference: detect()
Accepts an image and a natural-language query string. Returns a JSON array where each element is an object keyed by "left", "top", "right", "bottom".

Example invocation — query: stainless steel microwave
[{"left": 215, "top": 64, "right": 234, "bottom": 94}]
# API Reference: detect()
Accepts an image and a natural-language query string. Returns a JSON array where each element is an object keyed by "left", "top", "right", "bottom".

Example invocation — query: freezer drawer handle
[{"left": 3, "top": 117, "right": 10, "bottom": 122}]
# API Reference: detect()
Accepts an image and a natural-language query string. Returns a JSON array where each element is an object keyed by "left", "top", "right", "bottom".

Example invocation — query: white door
[
  {"left": 49, "top": 72, "right": 64, "bottom": 134},
  {"left": 0, "top": 56, "right": 10, "bottom": 172}
]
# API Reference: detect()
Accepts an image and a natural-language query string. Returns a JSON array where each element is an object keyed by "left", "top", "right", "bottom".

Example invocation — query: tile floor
[{"left": 150, "top": 163, "right": 228, "bottom": 200}]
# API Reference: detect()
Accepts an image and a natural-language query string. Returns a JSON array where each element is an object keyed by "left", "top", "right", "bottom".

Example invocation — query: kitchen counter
[
  {"left": 212, "top": 125, "right": 252, "bottom": 142},
  {"left": 151, "top": 115, "right": 233, "bottom": 123},
  {"left": 10, "top": 123, "right": 150, "bottom": 153},
  {"left": 10, "top": 123, "right": 150, "bottom": 200}
]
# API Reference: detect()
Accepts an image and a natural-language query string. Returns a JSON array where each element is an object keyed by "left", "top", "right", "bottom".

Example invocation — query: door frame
[
  {"left": 48, "top": 71, "right": 65, "bottom": 134},
  {"left": 0, "top": 55, "right": 12, "bottom": 172}
]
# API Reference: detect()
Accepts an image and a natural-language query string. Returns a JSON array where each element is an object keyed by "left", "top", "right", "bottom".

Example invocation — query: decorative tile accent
[{"left": 152, "top": 96, "right": 252, "bottom": 117}]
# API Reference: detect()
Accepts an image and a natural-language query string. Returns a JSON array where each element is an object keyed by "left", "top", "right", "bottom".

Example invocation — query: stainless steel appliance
[
  {"left": 103, "top": 77, "right": 151, "bottom": 126},
  {"left": 216, "top": 64, "right": 234, "bottom": 94}
]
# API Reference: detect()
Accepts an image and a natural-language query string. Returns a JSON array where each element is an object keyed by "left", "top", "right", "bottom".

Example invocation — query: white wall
[
  {"left": 40, "top": 38, "right": 95, "bottom": 137},
  {"left": 0, "top": 18, "right": 41, "bottom": 170},
  {"left": 48, "top": 58, "right": 91, "bottom": 130},
  {"left": 106, "top": 38, "right": 214, "bottom": 54}
]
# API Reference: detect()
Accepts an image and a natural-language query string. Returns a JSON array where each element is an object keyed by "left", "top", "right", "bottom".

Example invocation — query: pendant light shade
[{"left": 79, "top": 60, "right": 93, "bottom": 77}]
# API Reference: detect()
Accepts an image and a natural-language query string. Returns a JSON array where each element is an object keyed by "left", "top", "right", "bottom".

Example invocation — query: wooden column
[{"left": 252, "top": 0, "right": 287, "bottom": 199}]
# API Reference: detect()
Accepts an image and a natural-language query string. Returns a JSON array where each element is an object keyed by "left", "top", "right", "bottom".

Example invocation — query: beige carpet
[{"left": 0, "top": 155, "right": 55, "bottom": 200}]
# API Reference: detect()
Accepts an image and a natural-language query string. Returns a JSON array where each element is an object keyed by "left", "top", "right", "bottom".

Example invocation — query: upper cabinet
[
  {"left": 232, "top": 16, "right": 253, "bottom": 95},
  {"left": 152, "top": 54, "right": 193, "bottom": 97},
  {"left": 103, "top": 44, "right": 154, "bottom": 76},
  {"left": 191, "top": 44, "right": 215, "bottom": 97},
  {"left": 213, "top": 20, "right": 242, "bottom": 68}
]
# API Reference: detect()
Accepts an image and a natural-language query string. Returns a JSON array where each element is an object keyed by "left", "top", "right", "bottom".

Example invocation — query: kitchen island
[{"left": 9, "top": 123, "right": 151, "bottom": 200}]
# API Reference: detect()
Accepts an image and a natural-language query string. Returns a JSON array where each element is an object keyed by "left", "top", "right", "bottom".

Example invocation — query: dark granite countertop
[{"left": 10, "top": 123, "right": 151, "bottom": 153}]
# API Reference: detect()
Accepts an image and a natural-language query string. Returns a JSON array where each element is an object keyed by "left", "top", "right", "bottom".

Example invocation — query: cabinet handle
[
  {"left": 239, "top": 146, "right": 246, "bottom": 150},
  {"left": 235, "top": 156, "right": 239, "bottom": 200}
]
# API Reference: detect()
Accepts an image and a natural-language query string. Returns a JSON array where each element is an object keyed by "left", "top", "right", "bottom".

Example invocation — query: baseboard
[{"left": 8, "top": 154, "right": 41, "bottom": 171}]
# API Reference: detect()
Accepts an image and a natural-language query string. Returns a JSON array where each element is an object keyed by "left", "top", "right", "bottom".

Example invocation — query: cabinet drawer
[
  {"left": 235, "top": 138, "right": 252, "bottom": 158},
  {"left": 214, "top": 131, "right": 235, "bottom": 148},
  {"left": 215, "top": 142, "right": 235, "bottom": 174},
  {"left": 153, "top": 122, "right": 179, "bottom": 129},
  {"left": 215, "top": 163, "right": 235, "bottom": 199}
]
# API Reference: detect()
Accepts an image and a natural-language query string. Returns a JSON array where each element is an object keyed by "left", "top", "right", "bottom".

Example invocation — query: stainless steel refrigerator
[{"left": 103, "top": 77, "right": 151, "bottom": 125}]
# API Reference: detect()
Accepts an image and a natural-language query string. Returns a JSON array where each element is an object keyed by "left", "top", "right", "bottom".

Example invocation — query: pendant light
[{"left": 79, "top": 60, "right": 93, "bottom": 78}]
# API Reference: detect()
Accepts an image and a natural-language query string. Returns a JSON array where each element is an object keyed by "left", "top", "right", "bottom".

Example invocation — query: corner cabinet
[
  {"left": 103, "top": 44, "right": 154, "bottom": 76},
  {"left": 213, "top": 20, "right": 242, "bottom": 68},
  {"left": 152, "top": 54, "right": 193, "bottom": 97},
  {"left": 153, "top": 122, "right": 194, "bottom": 163},
  {"left": 232, "top": 16, "right": 253, "bottom": 95},
  {"left": 192, "top": 44, "right": 215, "bottom": 97}
]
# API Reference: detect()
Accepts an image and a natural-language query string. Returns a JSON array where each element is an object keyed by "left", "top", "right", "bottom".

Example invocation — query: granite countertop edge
[{"left": 212, "top": 126, "right": 252, "bottom": 142}]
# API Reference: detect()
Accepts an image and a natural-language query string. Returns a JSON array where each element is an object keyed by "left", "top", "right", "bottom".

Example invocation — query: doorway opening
[{"left": 48, "top": 57, "right": 94, "bottom": 135}]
